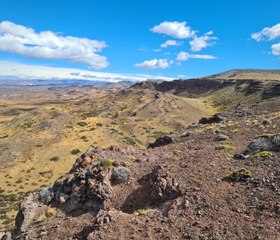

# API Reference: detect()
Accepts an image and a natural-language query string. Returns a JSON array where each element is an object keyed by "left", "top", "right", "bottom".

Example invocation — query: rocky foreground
[{"left": 2, "top": 103, "right": 280, "bottom": 240}]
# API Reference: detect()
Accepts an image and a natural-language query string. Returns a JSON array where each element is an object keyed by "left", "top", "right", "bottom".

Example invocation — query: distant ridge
[{"left": 201, "top": 69, "right": 280, "bottom": 79}]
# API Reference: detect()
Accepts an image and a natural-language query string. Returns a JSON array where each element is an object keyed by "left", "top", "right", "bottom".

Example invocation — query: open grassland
[
  {"left": 0, "top": 86, "right": 216, "bottom": 231},
  {"left": 231, "top": 73, "right": 280, "bottom": 80}
]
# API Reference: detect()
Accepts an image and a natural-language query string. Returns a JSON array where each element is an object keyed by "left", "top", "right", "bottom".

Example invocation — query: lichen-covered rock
[{"left": 242, "top": 134, "right": 280, "bottom": 156}]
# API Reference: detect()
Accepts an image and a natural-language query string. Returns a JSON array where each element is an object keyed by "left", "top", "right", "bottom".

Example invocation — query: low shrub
[
  {"left": 77, "top": 122, "right": 87, "bottom": 127},
  {"left": 98, "top": 158, "right": 116, "bottom": 170},
  {"left": 134, "top": 209, "right": 148, "bottom": 215},
  {"left": 111, "top": 167, "right": 130, "bottom": 184},
  {"left": 255, "top": 151, "right": 272, "bottom": 158},
  {"left": 46, "top": 208, "right": 55, "bottom": 217},
  {"left": 71, "top": 149, "right": 81, "bottom": 155},
  {"left": 50, "top": 156, "right": 59, "bottom": 162},
  {"left": 226, "top": 168, "right": 252, "bottom": 181},
  {"left": 216, "top": 145, "right": 236, "bottom": 151},
  {"left": 39, "top": 187, "right": 54, "bottom": 204}
]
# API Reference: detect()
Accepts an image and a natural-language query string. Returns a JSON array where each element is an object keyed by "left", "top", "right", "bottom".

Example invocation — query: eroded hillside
[
  {"left": 0, "top": 85, "right": 215, "bottom": 231},
  {"left": 9, "top": 102, "right": 280, "bottom": 240}
]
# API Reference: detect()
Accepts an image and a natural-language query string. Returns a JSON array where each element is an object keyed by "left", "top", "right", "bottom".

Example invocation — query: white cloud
[
  {"left": 134, "top": 58, "right": 170, "bottom": 69},
  {"left": 160, "top": 40, "right": 183, "bottom": 48},
  {"left": 151, "top": 21, "right": 195, "bottom": 39},
  {"left": 0, "top": 60, "right": 175, "bottom": 81},
  {"left": 178, "top": 74, "right": 186, "bottom": 78},
  {"left": 0, "top": 21, "right": 109, "bottom": 69},
  {"left": 272, "top": 43, "right": 280, "bottom": 55},
  {"left": 153, "top": 49, "right": 162, "bottom": 52},
  {"left": 251, "top": 23, "right": 280, "bottom": 41},
  {"left": 176, "top": 51, "right": 217, "bottom": 61},
  {"left": 164, "top": 52, "right": 170, "bottom": 55},
  {"left": 189, "top": 31, "right": 217, "bottom": 52}
]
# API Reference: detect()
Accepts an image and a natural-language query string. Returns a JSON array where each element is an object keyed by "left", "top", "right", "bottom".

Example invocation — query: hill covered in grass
[{"left": 1, "top": 71, "right": 280, "bottom": 234}]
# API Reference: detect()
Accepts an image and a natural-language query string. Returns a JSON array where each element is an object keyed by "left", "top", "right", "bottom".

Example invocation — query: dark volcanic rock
[
  {"left": 150, "top": 166, "right": 182, "bottom": 203},
  {"left": 199, "top": 113, "right": 223, "bottom": 124},
  {"left": 242, "top": 134, "right": 280, "bottom": 156},
  {"left": 148, "top": 135, "right": 174, "bottom": 148}
]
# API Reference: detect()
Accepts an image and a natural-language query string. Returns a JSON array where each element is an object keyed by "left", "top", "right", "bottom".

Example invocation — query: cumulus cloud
[
  {"left": 272, "top": 43, "right": 280, "bottom": 55},
  {"left": 160, "top": 40, "right": 183, "bottom": 48},
  {"left": 151, "top": 21, "right": 195, "bottom": 39},
  {"left": 251, "top": 23, "right": 280, "bottom": 41},
  {"left": 134, "top": 58, "right": 170, "bottom": 69},
  {"left": 176, "top": 51, "right": 217, "bottom": 61},
  {"left": 189, "top": 31, "right": 217, "bottom": 52},
  {"left": 0, "top": 21, "right": 109, "bottom": 69}
]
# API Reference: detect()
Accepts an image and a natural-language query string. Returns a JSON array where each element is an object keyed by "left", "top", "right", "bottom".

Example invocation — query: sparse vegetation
[
  {"left": 35, "top": 214, "right": 46, "bottom": 223},
  {"left": 77, "top": 122, "right": 87, "bottom": 127},
  {"left": 255, "top": 151, "right": 272, "bottom": 158},
  {"left": 226, "top": 168, "right": 252, "bottom": 181},
  {"left": 125, "top": 162, "right": 132, "bottom": 167},
  {"left": 134, "top": 209, "right": 148, "bottom": 215},
  {"left": 215, "top": 145, "right": 236, "bottom": 151},
  {"left": 46, "top": 208, "right": 55, "bottom": 217}
]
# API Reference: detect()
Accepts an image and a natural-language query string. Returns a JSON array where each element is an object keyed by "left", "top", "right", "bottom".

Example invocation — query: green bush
[
  {"left": 96, "top": 123, "right": 103, "bottom": 127},
  {"left": 77, "top": 122, "right": 87, "bottom": 127},
  {"left": 71, "top": 149, "right": 81, "bottom": 155},
  {"left": 98, "top": 158, "right": 114, "bottom": 170},
  {"left": 50, "top": 156, "right": 59, "bottom": 162}
]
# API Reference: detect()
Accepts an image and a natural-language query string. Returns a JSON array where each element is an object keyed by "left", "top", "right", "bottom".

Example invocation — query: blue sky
[{"left": 0, "top": 0, "right": 280, "bottom": 81}]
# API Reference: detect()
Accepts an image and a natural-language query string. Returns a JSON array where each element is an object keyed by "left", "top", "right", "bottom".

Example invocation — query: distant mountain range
[
  {"left": 201, "top": 69, "right": 280, "bottom": 79},
  {"left": 0, "top": 79, "right": 135, "bottom": 87}
]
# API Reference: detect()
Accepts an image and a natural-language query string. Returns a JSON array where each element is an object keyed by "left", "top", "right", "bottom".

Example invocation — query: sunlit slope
[
  {"left": 231, "top": 73, "right": 280, "bottom": 80},
  {"left": 65, "top": 88, "right": 216, "bottom": 147}
]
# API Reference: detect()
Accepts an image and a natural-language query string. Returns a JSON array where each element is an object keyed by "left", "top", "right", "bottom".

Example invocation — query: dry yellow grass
[
  {"left": 231, "top": 73, "right": 280, "bottom": 80},
  {"left": 0, "top": 87, "right": 217, "bottom": 230}
]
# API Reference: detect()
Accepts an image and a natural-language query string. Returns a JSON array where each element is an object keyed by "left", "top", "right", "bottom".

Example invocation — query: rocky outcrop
[
  {"left": 199, "top": 113, "right": 223, "bottom": 124},
  {"left": 148, "top": 135, "right": 174, "bottom": 148},
  {"left": 150, "top": 166, "right": 183, "bottom": 203},
  {"left": 241, "top": 134, "right": 280, "bottom": 156},
  {"left": 14, "top": 193, "right": 39, "bottom": 236}
]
